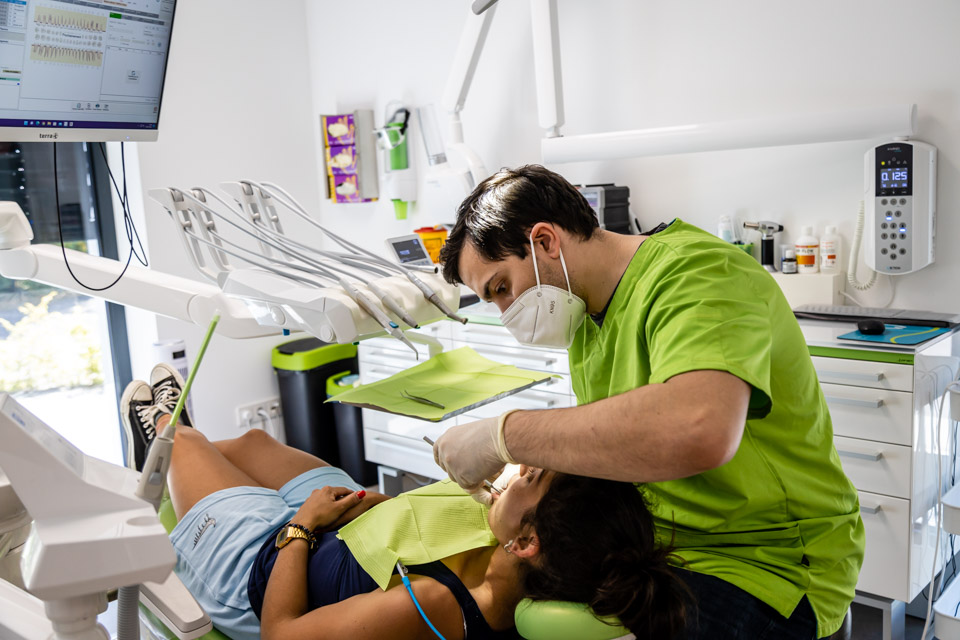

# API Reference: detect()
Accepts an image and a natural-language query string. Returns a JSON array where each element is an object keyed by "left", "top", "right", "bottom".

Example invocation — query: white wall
[
  {"left": 127, "top": 0, "right": 960, "bottom": 436},
  {"left": 304, "top": 0, "right": 960, "bottom": 312},
  {"left": 129, "top": 0, "right": 320, "bottom": 440}
]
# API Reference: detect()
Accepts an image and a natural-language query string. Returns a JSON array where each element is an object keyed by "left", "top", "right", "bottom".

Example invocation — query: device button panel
[{"left": 876, "top": 195, "right": 911, "bottom": 272}]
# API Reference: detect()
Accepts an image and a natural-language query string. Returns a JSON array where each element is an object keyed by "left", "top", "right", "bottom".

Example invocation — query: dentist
[{"left": 432, "top": 165, "right": 863, "bottom": 639}]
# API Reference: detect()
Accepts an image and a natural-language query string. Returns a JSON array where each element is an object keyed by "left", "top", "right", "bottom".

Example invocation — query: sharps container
[
  {"left": 327, "top": 372, "right": 378, "bottom": 487},
  {"left": 271, "top": 338, "right": 358, "bottom": 467}
]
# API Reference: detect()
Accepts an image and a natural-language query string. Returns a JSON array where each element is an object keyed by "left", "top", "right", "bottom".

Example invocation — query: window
[{"left": 0, "top": 141, "right": 131, "bottom": 464}]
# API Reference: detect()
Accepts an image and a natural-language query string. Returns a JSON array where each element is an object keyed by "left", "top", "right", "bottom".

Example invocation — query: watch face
[{"left": 276, "top": 525, "right": 308, "bottom": 549}]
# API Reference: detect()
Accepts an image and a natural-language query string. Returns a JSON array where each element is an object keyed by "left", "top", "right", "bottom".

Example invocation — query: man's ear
[
  {"left": 511, "top": 534, "right": 540, "bottom": 560},
  {"left": 529, "top": 222, "right": 561, "bottom": 259}
]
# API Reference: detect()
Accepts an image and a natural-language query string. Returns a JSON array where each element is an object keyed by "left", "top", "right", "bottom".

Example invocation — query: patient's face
[{"left": 487, "top": 466, "right": 553, "bottom": 543}]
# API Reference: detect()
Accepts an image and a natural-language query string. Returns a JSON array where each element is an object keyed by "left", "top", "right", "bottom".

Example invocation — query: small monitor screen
[
  {"left": 392, "top": 238, "right": 430, "bottom": 264},
  {"left": 880, "top": 166, "right": 909, "bottom": 190},
  {"left": 0, "top": 0, "right": 176, "bottom": 134}
]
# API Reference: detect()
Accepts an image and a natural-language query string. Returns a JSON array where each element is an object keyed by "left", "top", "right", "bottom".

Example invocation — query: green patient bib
[{"left": 337, "top": 480, "right": 498, "bottom": 590}]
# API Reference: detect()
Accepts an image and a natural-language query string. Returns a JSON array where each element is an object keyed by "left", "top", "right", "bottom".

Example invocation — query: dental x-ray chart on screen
[{"left": 0, "top": 0, "right": 175, "bottom": 141}]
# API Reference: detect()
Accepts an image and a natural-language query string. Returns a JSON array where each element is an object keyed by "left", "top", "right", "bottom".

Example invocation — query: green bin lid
[
  {"left": 326, "top": 371, "right": 359, "bottom": 397},
  {"left": 271, "top": 337, "right": 357, "bottom": 371}
]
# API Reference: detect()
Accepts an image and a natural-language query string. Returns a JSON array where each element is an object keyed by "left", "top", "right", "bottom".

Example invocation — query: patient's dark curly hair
[{"left": 522, "top": 475, "right": 690, "bottom": 639}]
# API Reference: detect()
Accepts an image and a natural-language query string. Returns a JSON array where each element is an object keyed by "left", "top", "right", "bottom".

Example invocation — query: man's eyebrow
[{"left": 481, "top": 272, "right": 499, "bottom": 302}]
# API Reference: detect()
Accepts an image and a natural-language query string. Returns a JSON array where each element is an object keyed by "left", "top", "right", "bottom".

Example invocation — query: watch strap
[{"left": 276, "top": 522, "right": 317, "bottom": 551}]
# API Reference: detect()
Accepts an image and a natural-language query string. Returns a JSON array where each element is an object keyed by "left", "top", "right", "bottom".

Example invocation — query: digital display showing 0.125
[{"left": 880, "top": 167, "right": 909, "bottom": 190}]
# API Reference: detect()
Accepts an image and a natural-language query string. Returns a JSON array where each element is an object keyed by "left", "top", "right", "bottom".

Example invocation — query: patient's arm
[{"left": 261, "top": 571, "right": 464, "bottom": 640}]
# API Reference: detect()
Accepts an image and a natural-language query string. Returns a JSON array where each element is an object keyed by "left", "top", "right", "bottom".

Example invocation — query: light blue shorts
[{"left": 169, "top": 466, "right": 363, "bottom": 640}]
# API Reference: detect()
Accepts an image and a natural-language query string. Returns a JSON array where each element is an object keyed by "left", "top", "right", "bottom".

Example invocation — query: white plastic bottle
[
  {"left": 795, "top": 226, "right": 819, "bottom": 274},
  {"left": 819, "top": 225, "right": 841, "bottom": 274}
]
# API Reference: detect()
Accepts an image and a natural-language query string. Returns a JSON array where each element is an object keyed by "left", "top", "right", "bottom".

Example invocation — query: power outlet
[{"left": 236, "top": 397, "right": 282, "bottom": 430}]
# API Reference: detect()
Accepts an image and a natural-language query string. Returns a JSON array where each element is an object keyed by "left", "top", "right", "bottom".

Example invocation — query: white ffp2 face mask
[{"left": 499, "top": 234, "right": 587, "bottom": 349}]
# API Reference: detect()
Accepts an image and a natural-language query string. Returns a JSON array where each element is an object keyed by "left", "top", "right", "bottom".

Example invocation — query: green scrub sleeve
[{"left": 643, "top": 251, "right": 774, "bottom": 420}]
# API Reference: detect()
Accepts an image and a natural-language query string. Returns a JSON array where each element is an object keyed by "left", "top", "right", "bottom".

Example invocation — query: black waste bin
[
  {"left": 327, "top": 372, "right": 377, "bottom": 487},
  {"left": 272, "top": 337, "right": 359, "bottom": 468}
]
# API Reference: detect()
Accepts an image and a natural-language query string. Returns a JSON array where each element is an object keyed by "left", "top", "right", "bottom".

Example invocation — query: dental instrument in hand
[{"left": 422, "top": 436, "right": 502, "bottom": 495}]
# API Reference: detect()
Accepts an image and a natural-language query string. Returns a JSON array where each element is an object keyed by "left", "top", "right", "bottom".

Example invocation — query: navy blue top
[{"left": 247, "top": 525, "right": 520, "bottom": 639}]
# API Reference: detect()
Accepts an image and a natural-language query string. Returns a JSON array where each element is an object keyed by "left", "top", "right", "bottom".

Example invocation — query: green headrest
[{"left": 515, "top": 598, "right": 632, "bottom": 640}]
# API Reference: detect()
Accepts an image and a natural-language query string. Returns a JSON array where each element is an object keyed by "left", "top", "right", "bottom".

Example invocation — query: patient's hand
[
  {"left": 319, "top": 491, "right": 391, "bottom": 532},
  {"left": 291, "top": 486, "right": 364, "bottom": 532}
]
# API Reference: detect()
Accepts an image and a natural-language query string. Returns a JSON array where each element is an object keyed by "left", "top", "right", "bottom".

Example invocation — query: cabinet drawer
[
  {"left": 812, "top": 356, "right": 913, "bottom": 392},
  {"left": 450, "top": 339, "right": 570, "bottom": 375},
  {"left": 362, "top": 429, "right": 445, "bottom": 481},
  {"left": 834, "top": 435, "right": 911, "bottom": 499},
  {"left": 857, "top": 491, "right": 910, "bottom": 602},
  {"left": 450, "top": 322, "right": 514, "bottom": 346},
  {"left": 359, "top": 339, "right": 432, "bottom": 363},
  {"left": 822, "top": 383, "right": 913, "bottom": 446},
  {"left": 360, "top": 408, "right": 456, "bottom": 441}
]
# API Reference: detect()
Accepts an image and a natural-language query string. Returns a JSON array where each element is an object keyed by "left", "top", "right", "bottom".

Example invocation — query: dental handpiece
[
  {"left": 339, "top": 278, "right": 419, "bottom": 356},
  {"left": 422, "top": 436, "right": 502, "bottom": 494}
]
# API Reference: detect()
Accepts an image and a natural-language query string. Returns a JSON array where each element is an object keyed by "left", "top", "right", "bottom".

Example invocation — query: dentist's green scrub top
[{"left": 568, "top": 220, "right": 864, "bottom": 638}]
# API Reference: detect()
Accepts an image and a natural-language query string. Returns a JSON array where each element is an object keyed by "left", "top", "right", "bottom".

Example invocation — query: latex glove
[{"left": 434, "top": 411, "right": 518, "bottom": 504}]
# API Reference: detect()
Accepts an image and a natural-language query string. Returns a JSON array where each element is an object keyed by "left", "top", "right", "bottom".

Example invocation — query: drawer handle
[
  {"left": 371, "top": 437, "right": 431, "bottom": 456},
  {"left": 461, "top": 325, "right": 508, "bottom": 335},
  {"left": 818, "top": 370, "right": 885, "bottom": 382},
  {"left": 837, "top": 448, "right": 884, "bottom": 462},
  {"left": 472, "top": 346, "right": 557, "bottom": 367},
  {"left": 860, "top": 504, "right": 882, "bottom": 515},
  {"left": 364, "top": 367, "right": 399, "bottom": 379},
  {"left": 824, "top": 395, "right": 884, "bottom": 409}
]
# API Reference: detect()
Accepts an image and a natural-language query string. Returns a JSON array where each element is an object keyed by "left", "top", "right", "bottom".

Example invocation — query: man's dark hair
[{"left": 439, "top": 165, "right": 599, "bottom": 285}]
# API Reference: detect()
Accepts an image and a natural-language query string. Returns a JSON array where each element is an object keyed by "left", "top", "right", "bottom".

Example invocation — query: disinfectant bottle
[
  {"left": 795, "top": 226, "right": 820, "bottom": 274},
  {"left": 819, "top": 225, "right": 841, "bottom": 274}
]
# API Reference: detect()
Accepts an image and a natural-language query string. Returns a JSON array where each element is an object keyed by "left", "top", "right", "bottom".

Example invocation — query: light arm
[{"left": 0, "top": 241, "right": 275, "bottom": 340}]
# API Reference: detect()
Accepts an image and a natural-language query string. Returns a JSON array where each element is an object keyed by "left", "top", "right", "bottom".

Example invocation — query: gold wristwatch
[{"left": 275, "top": 524, "right": 313, "bottom": 550}]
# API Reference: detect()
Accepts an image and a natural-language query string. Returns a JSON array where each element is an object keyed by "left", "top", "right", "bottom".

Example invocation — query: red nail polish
[{"left": 357, "top": 490, "right": 366, "bottom": 499}]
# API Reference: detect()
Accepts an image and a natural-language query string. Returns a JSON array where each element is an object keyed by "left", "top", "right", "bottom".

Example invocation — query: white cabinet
[
  {"left": 804, "top": 322, "right": 960, "bottom": 610},
  {"left": 357, "top": 319, "right": 574, "bottom": 483}
]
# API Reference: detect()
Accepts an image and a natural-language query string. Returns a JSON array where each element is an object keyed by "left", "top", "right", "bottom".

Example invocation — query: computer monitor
[{"left": 0, "top": 0, "right": 176, "bottom": 142}]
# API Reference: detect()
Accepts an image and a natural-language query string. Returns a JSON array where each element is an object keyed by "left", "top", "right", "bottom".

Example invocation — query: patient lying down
[{"left": 166, "top": 421, "right": 688, "bottom": 640}]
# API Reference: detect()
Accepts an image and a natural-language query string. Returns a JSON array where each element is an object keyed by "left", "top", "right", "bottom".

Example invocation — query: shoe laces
[
  {"left": 135, "top": 404, "right": 166, "bottom": 441},
  {"left": 154, "top": 378, "right": 182, "bottom": 412}
]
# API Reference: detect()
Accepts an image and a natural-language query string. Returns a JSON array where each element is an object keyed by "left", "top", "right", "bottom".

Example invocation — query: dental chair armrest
[
  {"left": 514, "top": 598, "right": 634, "bottom": 640},
  {"left": 140, "top": 572, "right": 213, "bottom": 640}
]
